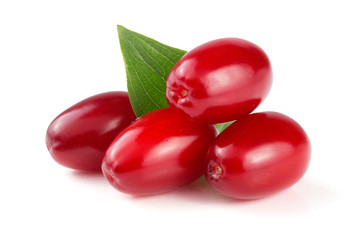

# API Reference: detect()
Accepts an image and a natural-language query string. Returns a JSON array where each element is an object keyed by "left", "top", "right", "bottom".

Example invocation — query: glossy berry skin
[
  {"left": 46, "top": 91, "right": 136, "bottom": 171},
  {"left": 205, "top": 112, "right": 311, "bottom": 200},
  {"left": 166, "top": 38, "right": 272, "bottom": 124},
  {"left": 102, "top": 108, "right": 217, "bottom": 196}
]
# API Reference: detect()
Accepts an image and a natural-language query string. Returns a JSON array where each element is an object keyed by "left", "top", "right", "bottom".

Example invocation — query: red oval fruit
[
  {"left": 102, "top": 108, "right": 217, "bottom": 196},
  {"left": 46, "top": 91, "right": 136, "bottom": 171},
  {"left": 204, "top": 112, "right": 311, "bottom": 199},
  {"left": 166, "top": 38, "right": 272, "bottom": 124}
]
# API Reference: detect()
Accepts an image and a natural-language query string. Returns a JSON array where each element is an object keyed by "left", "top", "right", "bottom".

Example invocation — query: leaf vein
[
  {"left": 123, "top": 46, "right": 162, "bottom": 110},
  {"left": 132, "top": 34, "right": 179, "bottom": 65},
  {"left": 124, "top": 33, "right": 167, "bottom": 83}
]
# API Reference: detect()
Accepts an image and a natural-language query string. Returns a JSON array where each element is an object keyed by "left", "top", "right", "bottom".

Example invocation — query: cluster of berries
[{"left": 46, "top": 38, "right": 310, "bottom": 200}]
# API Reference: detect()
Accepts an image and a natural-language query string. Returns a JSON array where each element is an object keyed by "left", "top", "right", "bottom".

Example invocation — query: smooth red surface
[
  {"left": 46, "top": 91, "right": 136, "bottom": 171},
  {"left": 205, "top": 112, "right": 311, "bottom": 199},
  {"left": 166, "top": 38, "right": 272, "bottom": 124},
  {"left": 102, "top": 108, "right": 217, "bottom": 196}
]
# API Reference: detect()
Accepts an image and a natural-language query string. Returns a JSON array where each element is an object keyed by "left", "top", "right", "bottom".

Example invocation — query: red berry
[
  {"left": 102, "top": 108, "right": 217, "bottom": 196},
  {"left": 46, "top": 91, "right": 136, "bottom": 171},
  {"left": 204, "top": 112, "right": 311, "bottom": 199},
  {"left": 166, "top": 38, "right": 272, "bottom": 124}
]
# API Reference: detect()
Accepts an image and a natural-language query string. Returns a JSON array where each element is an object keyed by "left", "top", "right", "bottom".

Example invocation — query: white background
[{"left": 1, "top": 0, "right": 359, "bottom": 239}]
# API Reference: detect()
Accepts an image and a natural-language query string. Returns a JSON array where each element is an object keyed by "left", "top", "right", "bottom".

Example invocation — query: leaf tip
[{"left": 117, "top": 25, "right": 126, "bottom": 34}]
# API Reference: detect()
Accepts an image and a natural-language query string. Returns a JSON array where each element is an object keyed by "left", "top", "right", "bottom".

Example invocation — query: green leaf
[
  {"left": 117, "top": 25, "right": 187, "bottom": 117},
  {"left": 215, "top": 121, "right": 234, "bottom": 133}
]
